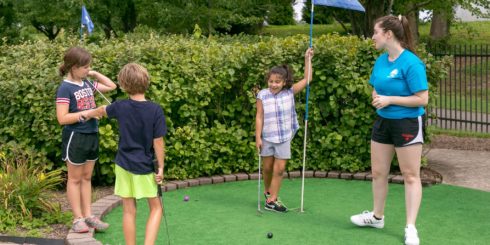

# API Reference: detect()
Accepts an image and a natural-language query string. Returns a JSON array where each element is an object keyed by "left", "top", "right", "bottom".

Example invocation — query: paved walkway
[{"left": 427, "top": 148, "right": 490, "bottom": 192}]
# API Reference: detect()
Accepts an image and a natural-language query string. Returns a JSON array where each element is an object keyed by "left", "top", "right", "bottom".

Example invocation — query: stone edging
[{"left": 65, "top": 170, "right": 441, "bottom": 245}]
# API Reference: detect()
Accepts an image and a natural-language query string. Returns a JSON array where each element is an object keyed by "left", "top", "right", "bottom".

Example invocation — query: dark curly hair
[{"left": 264, "top": 64, "right": 294, "bottom": 89}]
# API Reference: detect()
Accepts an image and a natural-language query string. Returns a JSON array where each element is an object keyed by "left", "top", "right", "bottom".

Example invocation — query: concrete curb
[{"left": 66, "top": 171, "right": 440, "bottom": 244}]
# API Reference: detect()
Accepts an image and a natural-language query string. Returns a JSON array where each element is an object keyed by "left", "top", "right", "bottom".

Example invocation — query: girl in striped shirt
[{"left": 255, "top": 48, "right": 313, "bottom": 212}]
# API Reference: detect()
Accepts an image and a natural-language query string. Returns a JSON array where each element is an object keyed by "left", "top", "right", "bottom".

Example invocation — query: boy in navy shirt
[{"left": 87, "top": 63, "right": 166, "bottom": 245}]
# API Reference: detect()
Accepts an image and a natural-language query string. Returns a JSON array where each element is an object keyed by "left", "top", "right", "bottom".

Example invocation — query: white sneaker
[
  {"left": 404, "top": 225, "right": 420, "bottom": 245},
  {"left": 350, "top": 210, "right": 384, "bottom": 228}
]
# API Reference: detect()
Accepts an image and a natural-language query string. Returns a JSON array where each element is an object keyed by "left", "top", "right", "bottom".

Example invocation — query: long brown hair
[
  {"left": 375, "top": 15, "right": 415, "bottom": 54},
  {"left": 59, "top": 47, "right": 92, "bottom": 77}
]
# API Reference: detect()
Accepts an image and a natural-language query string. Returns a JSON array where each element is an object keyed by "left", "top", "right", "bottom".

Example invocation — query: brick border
[{"left": 66, "top": 171, "right": 440, "bottom": 245}]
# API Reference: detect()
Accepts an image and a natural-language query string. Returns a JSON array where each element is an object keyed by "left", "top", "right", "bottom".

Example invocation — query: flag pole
[
  {"left": 300, "top": 0, "right": 314, "bottom": 213},
  {"left": 80, "top": 4, "right": 84, "bottom": 41}
]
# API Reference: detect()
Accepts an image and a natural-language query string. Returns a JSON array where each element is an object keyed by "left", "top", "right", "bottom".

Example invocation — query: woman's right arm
[{"left": 255, "top": 99, "right": 264, "bottom": 151}]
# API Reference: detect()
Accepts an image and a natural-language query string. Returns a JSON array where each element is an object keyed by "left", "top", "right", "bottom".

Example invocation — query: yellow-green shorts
[{"left": 114, "top": 164, "right": 158, "bottom": 199}]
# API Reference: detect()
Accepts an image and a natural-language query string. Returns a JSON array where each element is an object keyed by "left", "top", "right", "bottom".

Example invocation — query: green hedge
[{"left": 0, "top": 34, "right": 450, "bottom": 183}]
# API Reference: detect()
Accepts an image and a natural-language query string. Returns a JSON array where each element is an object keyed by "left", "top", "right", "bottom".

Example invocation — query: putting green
[{"left": 95, "top": 178, "right": 490, "bottom": 244}]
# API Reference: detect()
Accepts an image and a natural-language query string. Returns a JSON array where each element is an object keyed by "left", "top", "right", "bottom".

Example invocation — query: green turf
[{"left": 95, "top": 179, "right": 490, "bottom": 245}]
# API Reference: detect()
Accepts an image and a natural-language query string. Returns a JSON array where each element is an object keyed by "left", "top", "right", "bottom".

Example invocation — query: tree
[
  {"left": 84, "top": 0, "right": 138, "bottom": 39},
  {"left": 301, "top": 0, "right": 391, "bottom": 37},
  {"left": 302, "top": 0, "right": 490, "bottom": 44},
  {"left": 350, "top": 0, "right": 391, "bottom": 38},
  {"left": 302, "top": 0, "right": 338, "bottom": 24},
  {"left": 13, "top": 0, "right": 78, "bottom": 40},
  {"left": 266, "top": 0, "right": 295, "bottom": 25},
  {"left": 392, "top": 0, "right": 425, "bottom": 44},
  {"left": 0, "top": 1, "right": 20, "bottom": 43},
  {"left": 393, "top": 0, "right": 490, "bottom": 42},
  {"left": 428, "top": 0, "right": 490, "bottom": 41},
  {"left": 136, "top": 0, "right": 270, "bottom": 35}
]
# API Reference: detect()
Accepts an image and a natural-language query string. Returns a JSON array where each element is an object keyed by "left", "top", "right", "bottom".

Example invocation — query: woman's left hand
[{"left": 372, "top": 95, "right": 391, "bottom": 109}]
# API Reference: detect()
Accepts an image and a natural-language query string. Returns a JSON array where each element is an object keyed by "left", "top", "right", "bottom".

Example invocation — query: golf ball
[
  {"left": 267, "top": 232, "right": 273, "bottom": 239},
  {"left": 184, "top": 195, "right": 189, "bottom": 201}
]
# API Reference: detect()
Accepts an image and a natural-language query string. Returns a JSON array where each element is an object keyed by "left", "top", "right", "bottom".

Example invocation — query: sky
[{"left": 293, "top": 1, "right": 305, "bottom": 22}]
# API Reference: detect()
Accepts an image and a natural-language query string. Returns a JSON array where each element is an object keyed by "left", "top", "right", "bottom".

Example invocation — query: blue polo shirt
[
  {"left": 369, "top": 50, "right": 428, "bottom": 119},
  {"left": 106, "top": 99, "right": 167, "bottom": 175}
]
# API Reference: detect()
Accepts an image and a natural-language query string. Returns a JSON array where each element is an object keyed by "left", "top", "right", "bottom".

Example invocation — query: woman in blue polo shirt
[{"left": 350, "top": 15, "right": 428, "bottom": 245}]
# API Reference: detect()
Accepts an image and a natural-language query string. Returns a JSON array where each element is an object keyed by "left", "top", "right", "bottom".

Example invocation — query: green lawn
[
  {"left": 261, "top": 23, "right": 348, "bottom": 37},
  {"left": 461, "top": 59, "right": 489, "bottom": 76},
  {"left": 263, "top": 21, "right": 490, "bottom": 45},
  {"left": 436, "top": 91, "right": 490, "bottom": 113}
]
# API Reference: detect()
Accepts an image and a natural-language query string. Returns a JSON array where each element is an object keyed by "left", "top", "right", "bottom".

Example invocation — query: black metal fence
[{"left": 428, "top": 44, "right": 490, "bottom": 133}]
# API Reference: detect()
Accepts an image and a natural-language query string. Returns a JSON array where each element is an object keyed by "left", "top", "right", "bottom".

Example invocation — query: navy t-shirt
[
  {"left": 369, "top": 50, "right": 428, "bottom": 119},
  {"left": 106, "top": 99, "right": 167, "bottom": 174},
  {"left": 55, "top": 79, "right": 99, "bottom": 133}
]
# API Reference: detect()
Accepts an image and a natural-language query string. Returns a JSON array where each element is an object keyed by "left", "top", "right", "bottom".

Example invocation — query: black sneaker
[{"left": 265, "top": 199, "right": 288, "bottom": 213}]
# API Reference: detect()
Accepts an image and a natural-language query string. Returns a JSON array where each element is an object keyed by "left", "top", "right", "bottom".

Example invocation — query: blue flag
[
  {"left": 314, "top": 0, "right": 365, "bottom": 12},
  {"left": 81, "top": 6, "right": 94, "bottom": 34}
]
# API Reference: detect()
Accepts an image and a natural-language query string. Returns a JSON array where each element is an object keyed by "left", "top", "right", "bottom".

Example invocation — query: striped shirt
[{"left": 257, "top": 88, "right": 299, "bottom": 143}]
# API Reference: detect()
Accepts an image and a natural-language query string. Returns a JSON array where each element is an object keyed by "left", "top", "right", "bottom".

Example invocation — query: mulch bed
[{"left": 427, "top": 134, "right": 490, "bottom": 151}]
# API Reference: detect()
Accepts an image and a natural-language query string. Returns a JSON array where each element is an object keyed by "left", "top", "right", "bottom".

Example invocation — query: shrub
[
  {"left": 0, "top": 33, "right": 450, "bottom": 182},
  {"left": 0, "top": 146, "right": 71, "bottom": 234}
]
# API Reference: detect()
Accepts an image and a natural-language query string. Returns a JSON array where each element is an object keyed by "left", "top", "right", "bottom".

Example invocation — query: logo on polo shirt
[{"left": 388, "top": 69, "right": 399, "bottom": 78}]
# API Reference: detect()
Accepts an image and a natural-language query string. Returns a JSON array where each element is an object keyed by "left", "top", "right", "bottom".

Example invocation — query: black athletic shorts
[
  {"left": 62, "top": 128, "right": 99, "bottom": 165},
  {"left": 371, "top": 115, "right": 425, "bottom": 147}
]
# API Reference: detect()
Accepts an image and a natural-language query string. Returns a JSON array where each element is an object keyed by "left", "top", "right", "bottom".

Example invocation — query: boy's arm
[
  {"left": 153, "top": 137, "right": 165, "bottom": 183},
  {"left": 88, "top": 70, "right": 117, "bottom": 93},
  {"left": 292, "top": 48, "right": 314, "bottom": 95},
  {"left": 84, "top": 105, "right": 108, "bottom": 120}
]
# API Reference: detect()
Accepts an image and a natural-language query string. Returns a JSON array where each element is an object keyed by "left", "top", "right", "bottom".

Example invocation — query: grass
[
  {"left": 429, "top": 125, "right": 490, "bottom": 138},
  {"left": 96, "top": 179, "right": 490, "bottom": 245},
  {"left": 261, "top": 23, "right": 348, "bottom": 37},
  {"left": 435, "top": 91, "right": 490, "bottom": 113},
  {"left": 462, "top": 59, "right": 490, "bottom": 76}
]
